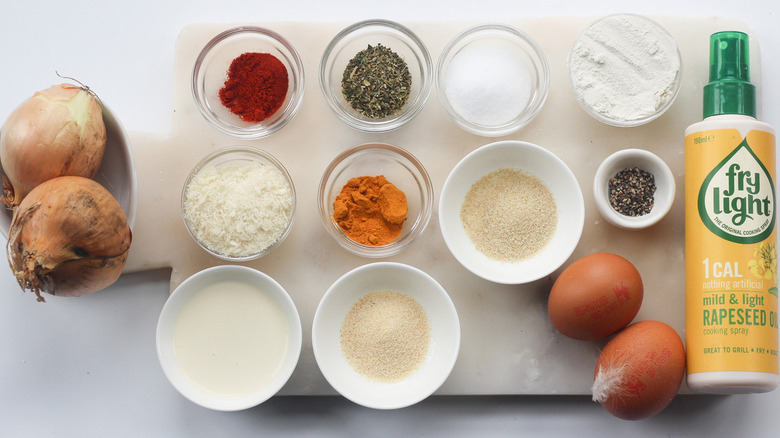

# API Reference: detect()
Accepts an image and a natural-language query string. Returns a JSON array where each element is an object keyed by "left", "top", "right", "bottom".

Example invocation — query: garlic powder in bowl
[{"left": 182, "top": 146, "right": 296, "bottom": 261}]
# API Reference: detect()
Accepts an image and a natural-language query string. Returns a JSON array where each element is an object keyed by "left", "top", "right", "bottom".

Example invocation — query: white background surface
[{"left": 1, "top": 0, "right": 779, "bottom": 436}]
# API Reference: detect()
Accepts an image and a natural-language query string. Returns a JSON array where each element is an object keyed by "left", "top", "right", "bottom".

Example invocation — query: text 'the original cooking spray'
[{"left": 685, "top": 31, "right": 778, "bottom": 393}]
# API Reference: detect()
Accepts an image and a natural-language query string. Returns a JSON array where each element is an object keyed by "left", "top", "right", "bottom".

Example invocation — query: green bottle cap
[{"left": 703, "top": 31, "right": 756, "bottom": 118}]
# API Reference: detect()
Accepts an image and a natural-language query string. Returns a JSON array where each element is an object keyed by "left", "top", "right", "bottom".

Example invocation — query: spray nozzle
[{"left": 703, "top": 31, "right": 756, "bottom": 118}]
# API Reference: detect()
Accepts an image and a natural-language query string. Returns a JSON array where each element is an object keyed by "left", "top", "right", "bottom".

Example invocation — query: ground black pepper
[{"left": 608, "top": 167, "right": 656, "bottom": 216}]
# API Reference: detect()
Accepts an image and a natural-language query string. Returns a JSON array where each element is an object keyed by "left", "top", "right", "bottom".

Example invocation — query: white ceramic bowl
[
  {"left": 439, "top": 141, "right": 584, "bottom": 284},
  {"left": 156, "top": 265, "right": 302, "bottom": 411},
  {"left": 593, "top": 148, "right": 676, "bottom": 229},
  {"left": 0, "top": 100, "right": 137, "bottom": 238},
  {"left": 317, "top": 143, "right": 433, "bottom": 258},
  {"left": 436, "top": 23, "right": 550, "bottom": 136},
  {"left": 192, "top": 26, "right": 305, "bottom": 139},
  {"left": 319, "top": 19, "right": 433, "bottom": 133},
  {"left": 312, "top": 262, "right": 460, "bottom": 410}
]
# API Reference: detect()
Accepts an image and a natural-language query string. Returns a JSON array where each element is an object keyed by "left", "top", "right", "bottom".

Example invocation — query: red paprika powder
[{"left": 219, "top": 52, "right": 289, "bottom": 123}]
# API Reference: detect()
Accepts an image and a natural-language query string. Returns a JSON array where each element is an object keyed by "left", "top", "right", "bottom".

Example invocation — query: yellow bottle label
[{"left": 685, "top": 128, "right": 778, "bottom": 375}]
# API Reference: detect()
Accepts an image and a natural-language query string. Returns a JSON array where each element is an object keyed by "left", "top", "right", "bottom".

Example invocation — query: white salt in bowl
[
  {"left": 436, "top": 23, "right": 550, "bottom": 137},
  {"left": 439, "top": 140, "right": 584, "bottom": 284},
  {"left": 181, "top": 146, "right": 296, "bottom": 261},
  {"left": 312, "top": 262, "right": 460, "bottom": 410},
  {"left": 319, "top": 19, "right": 433, "bottom": 133},
  {"left": 593, "top": 148, "right": 676, "bottom": 229},
  {"left": 156, "top": 265, "right": 302, "bottom": 411}
]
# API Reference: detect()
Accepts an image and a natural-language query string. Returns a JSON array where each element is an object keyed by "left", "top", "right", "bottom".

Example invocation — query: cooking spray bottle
[{"left": 685, "top": 31, "right": 778, "bottom": 393}]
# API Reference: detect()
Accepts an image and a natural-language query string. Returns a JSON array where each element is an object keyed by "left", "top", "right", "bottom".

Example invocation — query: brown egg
[
  {"left": 547, "top": 253, "right": 643, "bottom": 341},
  {"left": 592, "top": 320, "right": 686, "bottom": 420}
]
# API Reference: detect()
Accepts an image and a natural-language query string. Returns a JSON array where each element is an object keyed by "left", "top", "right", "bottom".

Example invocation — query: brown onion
[
  {"left": 7, "top": 176, "right": 131, "bottom": 302},
  {"left": 0, "top": 83, "right": 106, "bottom": 208}
]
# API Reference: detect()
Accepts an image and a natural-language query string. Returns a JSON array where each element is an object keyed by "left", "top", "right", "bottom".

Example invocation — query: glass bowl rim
[
  {"left": 318, "top": 19, "right": 433, "bottom": 133},
  {"left": 317, "top": 142, "right": 434, "bottom": 258},
  {"left": 566, "top": 13, "right": 682, "bottom": 128},
  {"left": 181, "top": 145, "right": 297, "bottom": 261},
  {"left": 435, "top": 22, "right": 551, "bottom": 137},
  {"left": 191, "top": 25, "right": 306, "bottom": 139}
]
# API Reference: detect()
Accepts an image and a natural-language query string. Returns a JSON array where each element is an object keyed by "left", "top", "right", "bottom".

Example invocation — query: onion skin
[
  {"left": 7, "top": 176, "right": 131, "bottom": 302},
  {"left": 0, "top": 83, "right": 106, "bottom": 208},
  {"left": 592, "top": 320, "right": 686, "bottom": 420}
]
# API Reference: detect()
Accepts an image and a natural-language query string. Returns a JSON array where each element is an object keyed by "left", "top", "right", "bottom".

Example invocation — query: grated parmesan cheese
[{"left": 183, "top": 160, "right": 293, "bottom": 257}]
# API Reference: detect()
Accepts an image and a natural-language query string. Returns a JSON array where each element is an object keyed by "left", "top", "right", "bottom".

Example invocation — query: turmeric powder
[{"left": 332, "top": 175, "right": 408, "bottom": 246}]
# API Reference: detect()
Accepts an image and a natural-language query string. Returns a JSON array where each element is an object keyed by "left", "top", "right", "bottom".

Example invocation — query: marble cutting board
[{"left": 122, "top": 16, "right": 759, "bottom": 395}]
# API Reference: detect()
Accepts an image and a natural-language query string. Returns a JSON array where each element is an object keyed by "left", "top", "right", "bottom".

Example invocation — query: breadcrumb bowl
[
  {"left": 312, "top": 262, "right": 460, "bottom": 409},
  {"left": 439, "top": 140, "right": 584, "bottom": 284}
]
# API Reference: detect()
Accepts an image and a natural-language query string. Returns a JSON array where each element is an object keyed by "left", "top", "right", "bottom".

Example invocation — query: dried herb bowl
[
  {"left": 319, "top": 19, "right": 433, "bottom": 133},
  {"left": 317, "top": 143, "right": 433, "bottom": 258},
  {"left": 593, "top": 148, "right": 676, "bottom": 230},
  {"left": 192, "top": 26, "right": 305, "bottom": 139}
]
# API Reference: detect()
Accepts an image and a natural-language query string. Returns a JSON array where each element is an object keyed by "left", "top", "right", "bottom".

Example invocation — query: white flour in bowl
[{"left": 568, "top": 14, "right": 681, "bottom": 123}]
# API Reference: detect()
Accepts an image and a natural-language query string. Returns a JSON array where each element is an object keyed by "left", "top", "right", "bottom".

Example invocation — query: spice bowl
[
  {"left": 317, "top": 143, "right": 433, "bottom": 258},
  {"left": 312, "top": 262, "right": 460, "bottom": 410},
  {"left": 319, "top": 19, "right": 433, "bottom": 133},
  {"left": 192, "top": 26, "right": 305, "bottom": 139},
  {"left": 439, "top": 140, "right": 585, "bottom": 284},
  {"left": 436, "top": 23, "right": 550, "bottom": 137},
  {"left": 181, "top": 146, "right": 296, "bottom": 261},
  {"left": 593, "top": 148, "right": 676, "bottom": 229},
  {"left": 568, "top": 14, "right": 682, "bottom": 127},
  {"left": 156, "top": 265, "right": 302, "bottom": 411}
]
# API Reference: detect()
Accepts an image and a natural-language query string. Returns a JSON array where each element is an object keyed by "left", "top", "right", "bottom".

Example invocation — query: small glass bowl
[
  {"left": 319, "top": 19, "right": 433, "bottom": 133},
  {"left": 593, "top": 148, "right": 676, "bottom": 229},
  {"left": 317, "top": 143, "right": 433, "bottom": 258},
  {"left": 192, "top": 26, "right": 305, "bottom": 139},
  {"left": 568, "top": 14, "right": 682, "bottom": 127},
  {"left": 182, "top": 146, "right": 296, "bottom": 261},
  {"left": 436, "top": 24, "right": 550, "bottom": 137}
]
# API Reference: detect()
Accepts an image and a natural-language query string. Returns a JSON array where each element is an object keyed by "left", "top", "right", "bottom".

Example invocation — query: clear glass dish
[
  {"left": 192, "top": 26, "right": 305, "bottom": 139},
  {"left": 317, "top": 143, "right": 433, "bottom": 258},
  {"left": 319, "top": 19, "right": 432, "bottom": 133},
  {"left": 436, "top": 23, "right": 550, "bottom": 137},
  {"left": 181, "top": 146, "right": 296, "bottom": 261}
]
